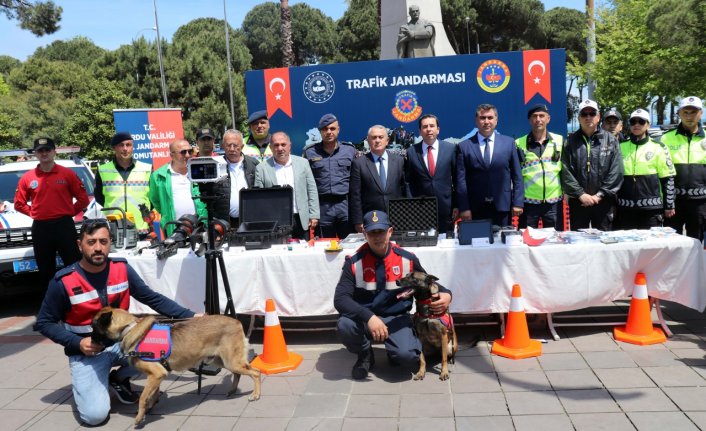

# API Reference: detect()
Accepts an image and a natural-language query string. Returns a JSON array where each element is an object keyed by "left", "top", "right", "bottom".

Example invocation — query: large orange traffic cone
[
  {"left": 491, "top": 284, "right": 542, "bottom": 359},
  {"left": 250, "top": 299, "right": 303, "bottom": 374},
  {"left": 614, "top": 273, "right": 666, "bottom": 345}
]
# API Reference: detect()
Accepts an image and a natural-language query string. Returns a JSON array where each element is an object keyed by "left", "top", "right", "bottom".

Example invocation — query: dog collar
[{"left": 120, "top": 321, "right": 137, "bottom": 339}]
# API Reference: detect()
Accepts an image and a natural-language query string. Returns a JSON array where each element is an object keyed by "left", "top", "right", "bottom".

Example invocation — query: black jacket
[
  {"left": 207, "top": 155, "right": 259, "bottom": 222},
  {"left": 561, "top": 128, "right": 624, "bottom": 199}
]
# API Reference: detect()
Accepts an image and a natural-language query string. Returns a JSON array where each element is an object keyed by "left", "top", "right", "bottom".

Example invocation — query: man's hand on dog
[
  {"left": 367, "top": 315, "right": 389, "bottom": 342},
  {"left": 80, "top": 337, "right": 104, "bottom": 356},
  {"left": 430, "top": 292, "right": 452, "bottom": 315}
]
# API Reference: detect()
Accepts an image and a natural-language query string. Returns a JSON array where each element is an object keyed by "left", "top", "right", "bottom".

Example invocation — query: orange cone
[
  {"left": 492, "top": 284, "right": 542, "bottom": 359},
  {"left": 614, "top": 273, "right": 666, "bottom": 345},
  {"left": 251, "top": 299, "right": 303, "bottom": 374}
]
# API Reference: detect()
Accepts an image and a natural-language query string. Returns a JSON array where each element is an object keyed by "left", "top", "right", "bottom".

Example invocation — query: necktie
[
  {"left": 483, "top": 137, "right": 491, "bottom": 167},
  {"left": 378, "top": 156, "right": 387, "bottom": 190},
  {"left": 427, "top": 145, "right": 435, "bottom": 176}
]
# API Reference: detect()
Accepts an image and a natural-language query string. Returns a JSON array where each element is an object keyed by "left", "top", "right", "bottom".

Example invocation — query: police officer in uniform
[
  {"left": 615, "top": 109, "right": 676, "bottom": 229},
  {"left": 242, "top": 110, "right": 273, "bottom": 162},
  {"left": 602, "top": 108, "right": 627, "bottom": 142},
  {"left": 14, "top": 138, "right": 89, "bottom": 289},
  {"left": 95, "top": 132, "right": 152, "bottom": 237},
  {"left": 662, "top": 96, "right": 706, "bottom": 241},
  {"left": 333, "top": 210, "right": 452, "bottom": 379},
  {"left": 303, "top": 114, "right": 357, "bottom": 239},
  {"left": 515, "top": 104, "right": 564, "bottom": 228}
]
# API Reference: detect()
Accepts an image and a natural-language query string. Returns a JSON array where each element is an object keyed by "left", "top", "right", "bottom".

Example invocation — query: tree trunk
[{"left": 280, "top": 0, "right": 295, "bottom": 67}]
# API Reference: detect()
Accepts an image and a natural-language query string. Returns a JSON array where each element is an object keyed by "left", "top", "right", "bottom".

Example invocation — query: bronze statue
[{"left": 396, "top": 4, "right": 435, "bottom": 58}]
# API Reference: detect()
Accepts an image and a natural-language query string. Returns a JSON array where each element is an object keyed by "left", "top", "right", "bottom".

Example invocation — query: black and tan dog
[
  {"left": 91, "top": 307, "right": 261, "bottom": 426},
  {"left": 397, "top": 271, "right": 457, "bottom": 381}
]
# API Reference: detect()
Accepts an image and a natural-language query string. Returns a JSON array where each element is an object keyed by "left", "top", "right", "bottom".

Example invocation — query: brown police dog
[
  {"left": 91, "top": 307, "right": 261, "bottom": 426},
  {"left": 397, "top": 271, "right": 457, "bottom": 381}
]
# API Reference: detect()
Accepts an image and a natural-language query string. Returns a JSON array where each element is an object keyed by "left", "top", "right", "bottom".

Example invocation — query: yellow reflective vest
[
  {"left": 97, "top": 160, "right": 152, "bottom": 232},
  {"left": 515, "top": 132, "right": 563, "bottom": 204},
  {"left": 661, "top": 125, "right": 706, "bottom": 198}
]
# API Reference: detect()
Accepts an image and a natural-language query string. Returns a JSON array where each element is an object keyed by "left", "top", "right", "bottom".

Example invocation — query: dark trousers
[
  {"left": 291, "top": 214, "right": 310, "bottom": 240},
  {"left": 520, "top": 202, "right": 559, "bottom": 229},
  {"left": 614, "top": 208, "right": 663, "bottom": 230},
  {"left": 665, "top": 198, "right": 706, "bottom": 242},
  {"left": 473, "top": 202, "right": 510, "bottom": 227},
  {"left": 568, "top": 197, "right": 614, "bottom": 231},
  {"left": 317, "top": 196, "right": 352, "bottom": 239},
  {"left": 32, "top": 216, "right": 81, "bottom": 289},
  {"left": 337, "top": 314, "right": 421, "bottom": 373}
]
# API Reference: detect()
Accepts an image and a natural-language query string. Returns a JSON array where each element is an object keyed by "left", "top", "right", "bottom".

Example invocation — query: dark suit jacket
[
  {"left": 456, "top": 132, "right": 524, "bottom": 213},
  {"left": 405, "top": 140, "right": 457, "bottom": 231},
  {"left": 349, "top": 150, "right": 408, "bottom": 225}
]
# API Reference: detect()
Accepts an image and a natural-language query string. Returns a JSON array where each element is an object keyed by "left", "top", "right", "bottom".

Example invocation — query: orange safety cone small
[
  {"left": 614, "top": 272, "right": 666, "bottom": 345},
  {"left": 251, "top": 299, "right": 303, "bottom": 374},
  {"left": 491, "top": 284, "right": 542, "bottom": 359}
]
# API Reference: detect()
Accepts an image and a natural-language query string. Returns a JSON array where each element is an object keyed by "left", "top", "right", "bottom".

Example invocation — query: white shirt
[
  {"left": 274, "top": 158, "right": 299, "bottom": 214},
  {"left": 424, "top": 140, "right": 438, "bottom": 171},
  {"left": 169, "top": 165, "right": 196, "bottom": 219},
  {"left": 228, "top": 159, "right": 248, "bottom": 218},
  {"left": 479, "top": 133, "right": 494, "bottom": 162}
]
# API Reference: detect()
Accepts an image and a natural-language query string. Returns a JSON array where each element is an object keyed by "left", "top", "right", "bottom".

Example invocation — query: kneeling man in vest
[
  {"left": 35, "top": 219, "right": 196, "bottom": 426},
  {"left": 333, "top": 210, "right": 452, "bottom": 379}
]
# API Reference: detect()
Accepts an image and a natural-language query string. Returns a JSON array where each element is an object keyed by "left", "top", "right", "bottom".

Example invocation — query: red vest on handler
[{"left": 61, "top": 260, "right": 130, "bottom": 334}]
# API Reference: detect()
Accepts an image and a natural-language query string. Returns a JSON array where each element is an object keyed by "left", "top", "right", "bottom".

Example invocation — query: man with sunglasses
[
  {"left": 96, "top": 132, "right": 152, "bottom": 237},
  {"left": 615, "top": 109, "right": 676, "bottom": 229},
  {"left": 561, "top": 99, "right": 624, "bottom": 230},
  {"left": 14, "top": 137, "right": 90, "bottom": 289},
  {"left": 35, "top": 219, "right": 197, "bottom": 426},
  {"left": 148, "top": 139, "right": 208, "bottom": 235},
  {"left": 661, "top": 96, "right": 706, "bottom": 241}
]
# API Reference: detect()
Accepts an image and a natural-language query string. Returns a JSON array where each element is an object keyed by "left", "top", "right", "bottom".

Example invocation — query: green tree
[
  {"left": 0, "top": 0, "right": 62, "bottom": 36},
  {"left": 1, "top": 84, "right": 72, "bottom": 143},
  {"left": 242, "top": 2, "right": 281, "bottom": 69},
  {"left": 60, "top": 79, "right": 137, "bottom": 160},
  {"left": 8, "top": 57, "right": 94, "bottom": 99},
  {"left": 33, "top": 36, "right": 106, "bottom": 68},
  {"left": 337, "top": 0, "right": 379, "bottom": 61},
  {"left": 440, "top": 0, "right": 477, "bottom": 55},
  {"left": 0, "top": 55, "right": 21, "bottom": 77},
  {"left": 468, "top": 0, "right": 544, "bottom": 52}
]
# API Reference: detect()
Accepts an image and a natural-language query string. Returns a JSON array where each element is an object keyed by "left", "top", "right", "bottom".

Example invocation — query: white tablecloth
[{"left": 123, "top": 235, "right": 706, "bottom": 316}]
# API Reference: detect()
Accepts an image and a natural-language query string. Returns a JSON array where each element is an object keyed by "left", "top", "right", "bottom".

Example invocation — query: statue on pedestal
[{"left": 396, "top": 4, "right": 435, "bottom": 58}]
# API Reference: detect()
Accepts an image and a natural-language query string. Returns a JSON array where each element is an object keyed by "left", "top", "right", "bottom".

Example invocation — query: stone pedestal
[{"left": 380, "top": 0, "right": 456, "bottom": 60}]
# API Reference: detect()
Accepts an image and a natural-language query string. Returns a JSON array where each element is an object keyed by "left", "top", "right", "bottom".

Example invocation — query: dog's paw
[
  {"left": 439, "top": 371, "right": 450, "bottom": 381},
  {"left": 248, "top": 392, "right": 261, "bottom": 401},
  {"left": 413, "top": 372, "right": 425, "bottom": 381}
]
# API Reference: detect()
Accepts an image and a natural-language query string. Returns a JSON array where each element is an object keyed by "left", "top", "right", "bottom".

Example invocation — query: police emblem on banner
[
  {"left": 391, "top": 90, "right": 422, "bottom": 123},
  {"left": 302, "top": 71, "right": 335, "bottom": 104},
  {"left": 477, "top": 59, "right": 511, "bottom": 93}
]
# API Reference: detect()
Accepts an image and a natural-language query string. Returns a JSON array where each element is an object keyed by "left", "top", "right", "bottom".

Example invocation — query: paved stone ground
[{"left": 1, "top": 296, "right": 705, "bottom": 431}]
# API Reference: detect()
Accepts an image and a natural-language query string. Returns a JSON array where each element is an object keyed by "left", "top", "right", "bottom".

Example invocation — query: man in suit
[
  {"left": 405, "top": 114, "right": 458, "bottom": 233},
  {"left": 349, "top": 125, "right": 408, "bottom": 233},
  {"left": 254, "top": 131, "right": 319, "bottom": 239},
  {"left": 456, "top": 104, "right": 524, "bottom": 226},
  {"left": 223, "top": 129, "right": 259, "bottom": 229}
]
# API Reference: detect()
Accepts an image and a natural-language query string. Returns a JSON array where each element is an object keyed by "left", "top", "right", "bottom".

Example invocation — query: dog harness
[
  {"left": 414, "top": 298, "right": 453, "bottom": 329},
  {"left": 131, "top": 323, "right": 173, "bottom": 371}
]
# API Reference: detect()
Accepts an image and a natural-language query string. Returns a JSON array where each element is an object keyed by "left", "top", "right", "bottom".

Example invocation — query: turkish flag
[
  {"left": 523, "top": 50, "right": 551, "bottom": 103},
  {"left": 264, "top": 68, "right": 293, "bottom": 118}
]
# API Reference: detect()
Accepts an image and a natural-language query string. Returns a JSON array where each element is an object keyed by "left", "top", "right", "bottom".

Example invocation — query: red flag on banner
[
  {"left": 523, "top": 50, "right": 551, "bottom": 104},
  {"left": 264, "top": 68, "right": 293, "bottom": 118}
]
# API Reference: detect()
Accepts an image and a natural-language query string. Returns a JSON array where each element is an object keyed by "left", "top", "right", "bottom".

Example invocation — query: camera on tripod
[{"left": 187, "top": 157, "right": 227, "bottom": 183}]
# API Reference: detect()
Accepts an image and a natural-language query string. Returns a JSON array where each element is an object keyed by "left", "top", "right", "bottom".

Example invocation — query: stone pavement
[{"left": 1, "top": 299, "right": 705, "bottom": 431}]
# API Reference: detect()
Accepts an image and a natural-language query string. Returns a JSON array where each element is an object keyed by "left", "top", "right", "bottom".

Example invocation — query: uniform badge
[
  {"left": 372, "top": 212, "right": 379, "bottom": 222},
  {"left": 701, "top": 141, "right": 706, "bottom": 151},
  {"left": 38, "top": 138, "right": 47, "bottom": 145},
  {"left": 392, "top": 266, "right": 400, "bottom": 275},
  {"left": 30, "top": 180, "right": 39, "bottom": 189},
  {"left": 645, "top": 151, "right": 654, "bottom": 161}
]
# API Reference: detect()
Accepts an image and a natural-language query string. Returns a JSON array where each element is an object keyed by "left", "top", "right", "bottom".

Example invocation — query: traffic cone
[
  {"left": 250, "top": 299, "right": 303, "bottom": 374},
  {"left": 491, "top": 284, "right": 542, "bottom": 359},
  {"left": 613, "top": 273, "right": 666, "bottom": 345}
]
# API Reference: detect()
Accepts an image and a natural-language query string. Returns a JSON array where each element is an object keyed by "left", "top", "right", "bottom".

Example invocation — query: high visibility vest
[
  {"left": 61, "top": 260, "right": 130, "bottom": 334},
  {"left": 618, "top": 137, "right": 675, "bottom": 208},
  {"left": 350, "top": 243, "right": 414, "bottom": 291},
  {"left": 515, "top": 132, "right": 564, "bottom": 204},
  {"left": 98, "top": 160, "right": 151, "bottom": 232},
  {"left": 661, "top": 128, "right": 706, "bottom": 198},
  {"left": 242, "top": 135, "right": 273, "bottom": 162}
]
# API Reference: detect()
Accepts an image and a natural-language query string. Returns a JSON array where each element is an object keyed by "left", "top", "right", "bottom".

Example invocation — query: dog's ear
[
  {"left": 97, "top": 311, "right": 113, "bottom": 328},
  {"left": 425, "top": 274, "right": 439, "bottom": 283}
]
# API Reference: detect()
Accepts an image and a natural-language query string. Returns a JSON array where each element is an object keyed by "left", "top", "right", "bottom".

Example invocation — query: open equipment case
[
  {"left": 230, "top": 186, "right": 293, "bottom": 249},
  {"left": 387, "top": 197, "right": 438, "bottom": 247}
]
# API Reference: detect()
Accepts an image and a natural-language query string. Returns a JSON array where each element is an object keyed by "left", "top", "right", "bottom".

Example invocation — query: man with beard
[{"left": 35, "top": 219, "right": 196, "bottom": 426}]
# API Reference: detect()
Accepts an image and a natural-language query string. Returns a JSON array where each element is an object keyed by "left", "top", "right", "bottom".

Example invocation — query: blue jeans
[{"left": 68, "top": 343, "right": 138, "bottom": 425}]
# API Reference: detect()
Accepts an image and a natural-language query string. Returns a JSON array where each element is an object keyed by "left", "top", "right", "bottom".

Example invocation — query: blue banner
[{"left": 245, "top": 49, "right": 566, "bottom": 155}]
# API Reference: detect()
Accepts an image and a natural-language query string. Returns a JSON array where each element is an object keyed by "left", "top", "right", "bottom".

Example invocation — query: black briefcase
[
  {"left": 230, "top": 186, "right": 293, "bottom": 249},
  {"left": 387, "top": 197, "right": 438, "bottom": 247}
]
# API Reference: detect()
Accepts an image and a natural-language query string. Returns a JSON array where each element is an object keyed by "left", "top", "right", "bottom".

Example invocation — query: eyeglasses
[
  {"left": 629, "top": 118, "right": 647, "bottom": 126},
  {"left": 80, "top": 218, "right": 110, "bottom": 234},
  {"left": 173, "top": 149, "right": 194, "bottom": 156},
  {"left": 580, "top": 111, "right": 598, "bottom": 118}
]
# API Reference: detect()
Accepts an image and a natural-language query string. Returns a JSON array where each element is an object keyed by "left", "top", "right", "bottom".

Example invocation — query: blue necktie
[
  {"left": 483, "top": 137, "right": 491, "bottom": 167},
  {"left": 378, "top": 156, "right": 387, "bottom": 190}
]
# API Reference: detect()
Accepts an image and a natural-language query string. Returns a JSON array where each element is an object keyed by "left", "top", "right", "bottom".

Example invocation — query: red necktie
[{"left": 427, "top": 145, "right": 435, "bottom": 176}]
